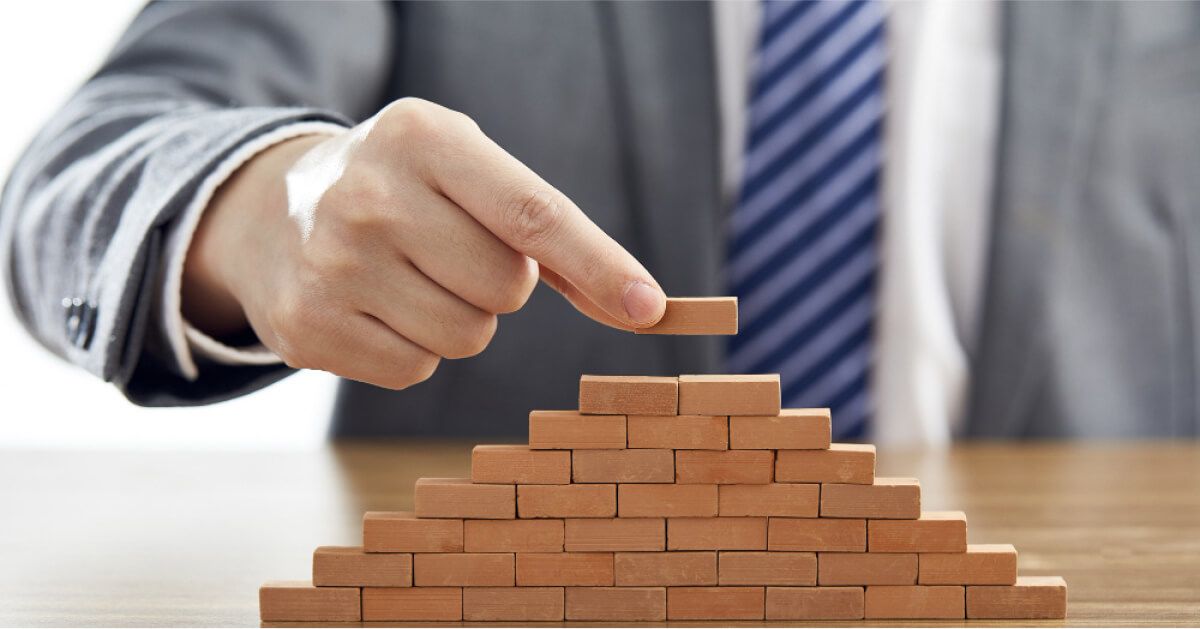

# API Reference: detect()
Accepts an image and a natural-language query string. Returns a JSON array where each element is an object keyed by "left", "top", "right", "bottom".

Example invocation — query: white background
[{"left": 0, "top": 1, "right": 335, "bottom": 449}]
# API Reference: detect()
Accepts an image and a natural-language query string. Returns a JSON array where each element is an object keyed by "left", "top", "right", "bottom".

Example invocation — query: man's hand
[{"left": 182, "top": 98, "right": 666, "bottom": 390}]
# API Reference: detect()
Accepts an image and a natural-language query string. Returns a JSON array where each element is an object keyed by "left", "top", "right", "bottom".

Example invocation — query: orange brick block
[
  {"left": 565, "top": 587, "right": 666, "bottom": 621},
  {"left": 518, "top": 483, "right": 615, "bottom": 518},
  {"left": 414, "top": 478, "right": 514, "bottom": 519},
  {"left": 579, "top": 375, "right": 678, "bottom": 415},
  {"left": 967, "top": 576, "right": 1067, "bottom": 619},
  {"left": 920, "top": 544, "right": 1018, "bottom": 585},
  {"left": 259, "top": 581, "right": 360, "bottom": 622},
  {"left": 668, "top": 586, "right": 765, "bottom": 620},
  {"left": 676, "top": 450, "right": 773, "bottom": 484},
  {"left": 730, "top": 409, "right": 831, "bottom": 449},
  {"left": 634, "top": 296, "right": 739, "bottom": 335},
  {"left": 618, "top": 484, "right": 718, "bottom": 517},
  {"left": 413, "top": 553, "right": 514, "bottom": 586},
  {"left": 766, "top": 586, "right": 865, "bottom": 620},
  {"left": 667, "top": 517, "right": 767, "bottom": 550},
  {"left": 719, "top": 483, "right": 819, "bottom": 517},
  {"left": 819, "top": 553, "right": 918, "bottom": 585},
  {"left": 528, "top": 410, "right": 626, "bottom": 449},
  {"left": 627, "top": 415, "right": 728, "bottom": 450},
  {"left": 565, "top": 517, "right": 665, "bottom": 552},
  {"left": 471, "top": 445, "right": 570, "bottom": 484},
  {"left": 821, "top": 477, "right": 921, "bottom": 519},
  {"left": 573, "top": 449, "right": 674, "bottom": 483},
  {"left": 615, "top": 551, "right": 717, "bottom": 586},
  {"left": 516, "top": 552, "right": 614, "bottom": 586},
  {"left": 312, "top": 546, "right": 411, "bottom": 587},
  {"left": 719, "top": 551, "right": 816, "bottom": 586},
  {"left": 361, "top": 587, "right": 461, "bottom": 621},
  {"left": 869, "top": 511, "right": 967, "bottom": 552},
  {"left": 865, "top": 585, "right": 965, "bottom": 619},
  {"left": 463, "top": 519, "right": 564, "bottom": 552},
  {"left": 768, "top": 518, "right": 866, "bottom": 552},
  {"left": 678, "top": 374, "right": 780, "bottom": 416},
  {"left": 463, "top": 586, "right": 564, "bottom": 621},
  {"left": 775, "top": 444, "right": 875, "bottom": 484},
  {"left": 362, "top": 511, "right": 463, "bottom": 552}
]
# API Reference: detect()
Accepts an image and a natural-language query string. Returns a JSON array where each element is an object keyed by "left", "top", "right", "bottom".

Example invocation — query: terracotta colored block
[
  {"left": 463, "top": 586, "right": 564, "bottom": 621},
  {"left": 967, "top": 576, "right": 1067, "bottom": 619},
  {"left": 573, "top": 449, "right": 674, "bottom": 483},
  {"left": 565, "top": 587, "right": 666, "bottom": 621},
  {"left": 471, "top": 445, "right": 570, "bottom": 484},
  {"left": 528, "top": 410, "right": 626, "bottom": 449},
  {"left": 676, "top": 450, "right": 773, "bottom": 484},
  {"left": 259, "top": 580, "right": 359, "bottom": 622},
  {"left": 516, "top": 552, "right": 614, "bottom": 586},
  {"left": 412, "top": 553, "right": 514, "bottom": 586},
  {"left": 618, "top": 484, "right": 718, "bottom": 517},
  {"left": 361, "top": 587, "right": 462, "bottom": 621},
  {"left": 518, "top": 484, "right": 615, "bottom": 518},
  {"left": 414, "top": 478, "right": 515, "bottom": 519},
  {"left": 312, "top": 546, "right": 412, "bottom": 587},
  {"left": 627, "top": 414, "right": 728, "bottom": 450},
  {"left": 869, "top": 511, "right": 967, "bottom": 552},
  {"left": 634, "top": 296, "right": 738, "bottom": 335},
  {"left": 615, "top": 551, "right": 717, "bottom": 586},
  {"left": 463, "top": 519, "right": 564, "bottom": 552},
  {"left": 668, "top": 586, "right": 765, "bottom": 620},
  {"left": 766, "top": 586, "right": 865, "bottom": 620},
  {"left": 920, "top": 544, "right": 1018, "bottom": 585},
  {"left": 819, "top": 553, "right": 918, "bottom": 585},
  {"left": 362, "top": 511, "right": 463, "bottom": 552},
  {"left": 667, "top": 517, "right": 767, "bottom": 550},
  {"left": 821, "top": 477, "right": 921, "bottom": 519},
  {"left": 865, "top": 585, "right": 965, "bottom": 619},
  {"left": 718, "top": 551, "right": 816, "bottom": 586},
  {"left": 678, "top": 374, "right": 781, "bottom": 416},
  {"left": 579, "top": 375, "right": 678, "bottom": 415},
  {"left": 565, "top": 517, "right": 665, "bottom": 552},
  {"left": 730, "top": 409, "right": 831, "bottom": 449},
  {"left": 768, "top": 518, "right": 866, "bottom": 552},
  {"left": 719, "top": 483, "right": 819, "bottom": 517},
  {"left": 775, "top": 443, "right": 876, "bottom": 484}
]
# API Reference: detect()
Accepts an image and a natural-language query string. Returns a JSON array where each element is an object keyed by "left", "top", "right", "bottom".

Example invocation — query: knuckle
[
  {"left": 451, "top": 314, "right": 497, "bottom": 358},
  {"left": 396, "top": 352, "right": 441, "bottom": 387},
  {"left": 489, "top": 257, "right": 538, "bottom": 314},
  {"left": 378, "top": 97, "right": 472, "bottom": 144},
  {"left": 502, "top": 188, "right": 566, "bottom": 252}
]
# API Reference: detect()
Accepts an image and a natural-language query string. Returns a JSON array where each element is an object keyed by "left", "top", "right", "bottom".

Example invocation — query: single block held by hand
[
  {"left": 259, "top": 580, "right": 360, "bottom": 622},
  {"left": 471, "top": 445, "right": 570, "bottom": 484},
  {"left": 528, "top": 410, "right": 626, "bottom": 449},
  {"left": 579, "top": 375, "right": 678, "bottom": 415},
  {"left": 967, "top": 576, "right": 1067, "bottom": 619},
  {"left": 678, "top": 374, "right": 780, "bottom": 415},
  {"left": 414, "top": 478, "right": 515, "bottom": 519},
  {"left": 312, "top": 546, "right": 412, "bottom": 587},
  {"left": 634, "top": 297, "right": 738, "bottom": 335}
]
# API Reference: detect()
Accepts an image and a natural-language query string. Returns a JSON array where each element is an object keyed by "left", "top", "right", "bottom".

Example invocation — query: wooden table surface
[{"left": 1, "top": 441, "right": 1197, "bottom": 627}]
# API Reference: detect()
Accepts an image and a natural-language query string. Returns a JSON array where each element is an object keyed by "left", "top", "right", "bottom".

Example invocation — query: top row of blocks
[{"left": 580, "top": 375, "right": 780, "bottom": 417}]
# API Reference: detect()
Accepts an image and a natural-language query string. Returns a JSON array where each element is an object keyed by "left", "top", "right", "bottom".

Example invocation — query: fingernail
[{"left": 623, "top": 280, "right": 666, "bottom": 326}]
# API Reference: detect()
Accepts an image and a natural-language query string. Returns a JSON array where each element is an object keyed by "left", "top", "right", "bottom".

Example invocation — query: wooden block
[
  {"left": 730, "top": 409, "right": 831, "bottom": 449},
  {"left": 667, "top": 517, "right": 767, "bottom": 550},
  {"left": 634, "top": 296, "right": 738, "bottom": 335},
  {"left": 463, "top": 519, "right": 564, "bottom": 552},
  {"left": 865, "top": 585, "right": 965, "bottom": 619},
  {"left": 579, "top": 375, "right": 678, "bottom": 415},
  {"left": 676, "top": 450, "right": 774, "bottom": 484},
  {"left": 463, "top": 586, "right": 564, "bottom": 621},
  {"left": 528, "top": 410, "right": 626, "bottom": 449},
  {"left": 615, "top": 551, "right": 717, "bottom": 586},
  {"left": 869, "top": 511, "right": 967, "bottom": 552},
  {"left": 627, "top": 414, "right": 728, "bottom": 450},
  {"left": 766, "top": 586, "right": 865, "bottom": 620},
  {"left": 361, "top": 587, "right": 461, "bottom": 621},
  {"left": 720, "top": 483, "right": 819, "bottom": 517},
  {"left": 775, "top": 443, "right": 876, "bottom": 484},
  {"left": 618, "top": 484, "right": 718, "bottom": 517},
  {"left": 362, "top": 511, "right": 463, "bottom": 552},
  {"left": 967, "top": 576, "right": 1067, "bottom": 619},
  {"left": 413, "top": 553, "right": 514, "bottom": 586},
  {"left": 414, "top": 478, "right": 514, "bottom": 519},
  {"left": 573, "top": 449, "right": 674, "bottom": 483},
  {"left": 719, "top": 551, "right": 817, "bottom": 586},
  {"left": 667, "top": 586, "right": 765, "bottom": 620},
  {"left": 769, "top": 518, "right": 866, "bottom": 552},
  {"left": 565, "top": 517, "right": 665, "bottom": 552},
  {"left": 259, "top": 580, "right": 360, "bottom": 622},
  {"left": 818, "top": 553, "right": 918, "bottom": 585},
  {"left": 471, "top": 445, "right": 570, "bottom": 484},
  {"left": 678, "top": 374, "right": 780, "bottom": 415},
  {"left": 821, "top": 477, "right": 921, "bottom": 519},
  {"left": 516, "top": 552, "right": 614, "bottom": 586},
  {"left": 517, "top": 483, "right": 615, "bottom": 518},
  {"left": 312, "top": 546, "right": 412, "bottom": 587},
  {"left": 920, "top": 543, "right": 1018, "bottom": 585},
  {"left": 565, "top": 586, "right": 666, "bottom": 621}
]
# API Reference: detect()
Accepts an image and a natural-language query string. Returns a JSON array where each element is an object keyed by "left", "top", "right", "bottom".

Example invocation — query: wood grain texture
[
  {"left": 527, "top": 410, "right": 626, "bottom": 449},
  {"left": 578, "top": 375, "right": 678, "bottom": 415},
  {"left": 361, "top": 511, "right": 462, "bottom": 552},
  {"left": 310, "top": 546, "right": 411, "bottom": 587},
  {"left": 678, "top": 374, "right": 781, "bottom": 416},
  {"left": 730, "top": 408, "right": 831, "bottom": 449},
  {"left": 821, "top": 477, "right": 921, "bottom": 519},
  {"left": 259, "top": 581, "right": 359, "bottom": 622},
  {"left": 627, "top": 414, "right": 728, "bottom": 449},
  {"left": 634, "top": 296, "right": 738, "bottom": 335}
]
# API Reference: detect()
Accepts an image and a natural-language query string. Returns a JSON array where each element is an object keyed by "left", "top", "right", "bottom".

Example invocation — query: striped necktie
[{"left": 726, "top": 0, "right": 886, "bottom": 439}]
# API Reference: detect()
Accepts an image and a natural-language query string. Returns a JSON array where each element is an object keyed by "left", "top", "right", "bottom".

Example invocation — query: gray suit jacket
[{"left": 2, "top": 1, "right": 1197, "bottom": 439}]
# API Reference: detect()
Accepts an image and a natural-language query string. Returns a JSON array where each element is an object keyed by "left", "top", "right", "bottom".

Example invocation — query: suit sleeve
[{"left": 0, "top": 1, "right": 395, "bottom": 405}]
